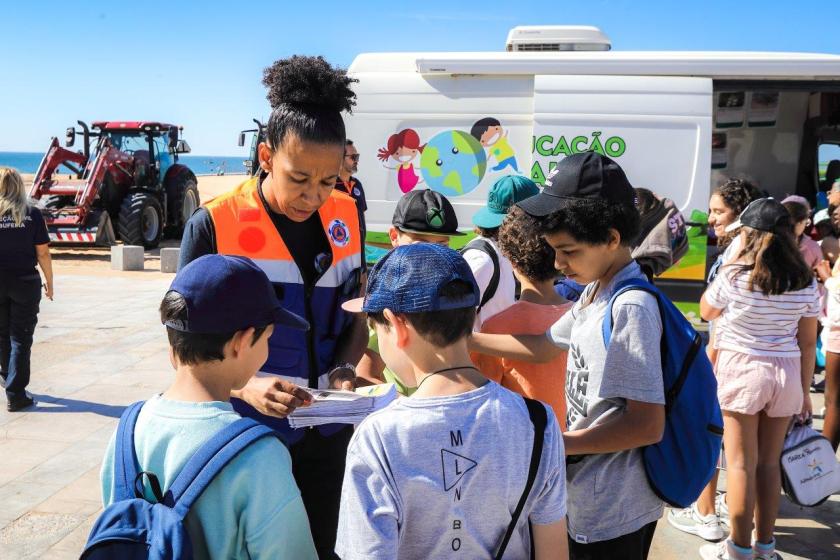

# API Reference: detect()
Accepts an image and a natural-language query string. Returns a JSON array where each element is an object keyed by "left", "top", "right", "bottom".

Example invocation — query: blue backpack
[
  {"left": 602, "top": 278, "right": 723, "bottom": 508},
  {"left": 81, "top": 401, "right": 277, "bottom": 559}
]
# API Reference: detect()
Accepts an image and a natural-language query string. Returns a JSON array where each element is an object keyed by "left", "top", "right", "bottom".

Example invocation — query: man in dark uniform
[{"left": 335, "top": 140, "right": 367, "bottom": 245}]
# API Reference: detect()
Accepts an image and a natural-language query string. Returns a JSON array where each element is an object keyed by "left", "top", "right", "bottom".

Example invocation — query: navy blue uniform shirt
[
  {"left": 335, "top": 176, "right": 367, "bottom": 246},
  {"left": 0, "top": 206, "right": 49, "bottom": 276}
]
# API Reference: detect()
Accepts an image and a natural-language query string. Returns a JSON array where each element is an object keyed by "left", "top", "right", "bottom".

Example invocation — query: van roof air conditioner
[{"left": 505, "top": 26, "right": 611, "bottom": 52}]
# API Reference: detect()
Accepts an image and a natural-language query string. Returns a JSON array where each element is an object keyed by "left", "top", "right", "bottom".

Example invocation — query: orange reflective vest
[{"left": 205, "top": 176, "right": 363, "bottom": 441}]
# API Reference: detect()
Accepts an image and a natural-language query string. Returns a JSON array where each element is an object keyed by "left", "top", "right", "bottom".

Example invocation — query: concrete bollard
[
  {"left": 160, "top": 248, "right": 180, "bottom": 273},
  {"left": 111, "top": 245, "right": 145, "bottom": 271}
]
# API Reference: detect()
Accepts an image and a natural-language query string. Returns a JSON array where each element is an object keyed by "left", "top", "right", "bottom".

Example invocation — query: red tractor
[{"left": 29, "top": 121, "right": 199, "bottom": 248}]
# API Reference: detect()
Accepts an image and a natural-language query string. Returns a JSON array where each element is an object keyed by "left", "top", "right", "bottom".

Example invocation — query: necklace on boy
[{"left": 414, "top": 365, "right": 480, "bottom": 392}]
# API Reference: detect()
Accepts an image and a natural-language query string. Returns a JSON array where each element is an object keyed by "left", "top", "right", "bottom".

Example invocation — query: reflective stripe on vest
[{"left": 205, "top": 176, "right": 362, "bottom": 388}]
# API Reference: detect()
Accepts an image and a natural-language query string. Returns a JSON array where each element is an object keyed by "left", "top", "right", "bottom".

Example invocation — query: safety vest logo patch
[{"left": 328, "top": 219, "right": 350, "bottom": 248}]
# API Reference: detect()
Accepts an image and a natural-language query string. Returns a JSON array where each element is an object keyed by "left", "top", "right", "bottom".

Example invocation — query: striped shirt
[{"left": 705, "top": 266, "right": 820, "bottom": 357}]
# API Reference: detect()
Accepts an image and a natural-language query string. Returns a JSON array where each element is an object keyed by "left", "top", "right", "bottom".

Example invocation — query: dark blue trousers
[{"left": 0, "top": 272, "right": 41, "bottom": 401}]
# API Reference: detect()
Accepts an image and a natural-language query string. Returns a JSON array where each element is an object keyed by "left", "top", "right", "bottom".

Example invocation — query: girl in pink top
[
  {"left": 470, "top": 207, "right": 572, "bottom": 426},
  {"left": 782, "top": 196, "right": 823, "bottom": 269},
  {"left": 699, "top": 198, "right": 819, "bottom": 560}
]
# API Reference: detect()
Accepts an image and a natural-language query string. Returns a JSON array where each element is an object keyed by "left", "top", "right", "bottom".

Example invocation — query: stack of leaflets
[{"left": 288, "top": 383, "right": 398, "bottom": 428}]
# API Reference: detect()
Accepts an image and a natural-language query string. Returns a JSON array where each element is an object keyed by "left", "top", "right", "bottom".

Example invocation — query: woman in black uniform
[{"left": 0, "top": 167, "right": 53, "bottom": 412}]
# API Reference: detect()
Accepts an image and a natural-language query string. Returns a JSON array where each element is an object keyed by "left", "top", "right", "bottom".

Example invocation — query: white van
[{"left": 344, "top": 26, "right": 840, "bottom": 319}]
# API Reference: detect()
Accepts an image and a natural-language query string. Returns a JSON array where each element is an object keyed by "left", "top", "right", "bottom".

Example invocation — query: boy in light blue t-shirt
[{"left": 100, "top": 254, "right": 317, "bottom": 560}]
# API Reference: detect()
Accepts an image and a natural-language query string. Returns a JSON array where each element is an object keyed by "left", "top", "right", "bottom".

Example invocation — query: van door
[{"left": 533, "top": 75, "right": 712, "bottom": 305}]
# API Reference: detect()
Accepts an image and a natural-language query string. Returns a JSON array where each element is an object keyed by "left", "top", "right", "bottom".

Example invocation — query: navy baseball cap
[
  {"left": 342, "top": 244, "right": 479, "bottom": 313},
  {"left": 164, "top": 254, "right": 309, "bottom": 334},
  {"left": 517, "top": 152, "right": 636, "bottom": 217}
]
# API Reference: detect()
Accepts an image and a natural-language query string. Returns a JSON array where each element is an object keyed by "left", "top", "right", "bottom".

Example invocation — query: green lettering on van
[
  {"left": 589, "top": 132, "right": 605, "bottom": 155},
  {"left": 535, "top": 135, "right": 554, "bottom": 157},
  {"left": 552, "top": 136, "right": 571, "bottom": 157},
  {"left": 605, "top": 137, "right": 626, "bottom": 158},
  {"left": 531, "top": 161, "right": 546, "bottom": 184},
  {"left": 571, "top": 136, "right": 588, "bottom": 154}
]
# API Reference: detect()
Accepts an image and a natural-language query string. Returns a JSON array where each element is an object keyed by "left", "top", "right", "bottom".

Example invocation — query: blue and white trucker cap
[{"left": 342, "top": 243, "right": 479, "bottom": 314}]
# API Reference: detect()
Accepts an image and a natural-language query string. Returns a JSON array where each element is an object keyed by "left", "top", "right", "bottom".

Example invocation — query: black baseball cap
[
  {"left": 392, "top": 189, "right": 465, "bottom": 237},
  {"left": 517, "top": 152, "right": 636, "bottom": 217},
  {"left": 164, "top": 254, "right": 309, "bottom": 334},
  {"left": 725, "top": 197, "right": 791, "bottom": 234}
]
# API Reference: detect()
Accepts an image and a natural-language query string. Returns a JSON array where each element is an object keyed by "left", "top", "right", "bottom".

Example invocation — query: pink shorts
[
  {"left": 715, "top": 350, "right": 803, "bottom": 417},
  {"left": 824, "top": 326, "right": 840, "bottom": 354}
]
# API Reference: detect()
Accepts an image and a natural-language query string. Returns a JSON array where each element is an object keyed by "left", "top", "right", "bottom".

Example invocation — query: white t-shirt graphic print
[{"left": 335, "top": 382, "right": 566, "bottom": 559}]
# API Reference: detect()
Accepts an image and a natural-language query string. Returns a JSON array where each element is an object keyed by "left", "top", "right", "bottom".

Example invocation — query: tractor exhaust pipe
[{"left": 77, "top": 121, "right": 91, "bottom": 161}]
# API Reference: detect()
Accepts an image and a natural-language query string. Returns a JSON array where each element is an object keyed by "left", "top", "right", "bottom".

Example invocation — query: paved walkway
[{"left": 1, "top": 270, "right": 838, "bottom": 558}]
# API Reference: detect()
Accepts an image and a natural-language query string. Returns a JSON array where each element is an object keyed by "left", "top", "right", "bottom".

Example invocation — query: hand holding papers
[{"left": 288, "top": 383, "right": 398, "bottom": 428}]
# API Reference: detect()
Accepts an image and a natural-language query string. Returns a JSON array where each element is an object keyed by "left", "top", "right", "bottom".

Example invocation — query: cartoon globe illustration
[{"left": 420, "top": 130, "right": 487, "bottom": 197}]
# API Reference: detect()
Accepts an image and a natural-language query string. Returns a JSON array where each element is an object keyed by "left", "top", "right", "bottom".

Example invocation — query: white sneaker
[
  {"left": 669, "top": 503, "right": 725, "bottom": 541},
  {"left": 699, "top": 540, "right": 753, "bottom": 560},
  {"left": 753, "top": 538, "right": 782, "bottom": 560},
  {"left": 716, "top": 492, "right": 730, "bottom": 527}
]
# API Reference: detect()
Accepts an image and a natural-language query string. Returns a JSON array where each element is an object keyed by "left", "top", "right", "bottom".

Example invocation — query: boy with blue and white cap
[
  {"left": 336, "top": 243, "right": 568, "bottom": 560},
  {"left": 99, "top": 254, "right": 317, "bottom": 559}
]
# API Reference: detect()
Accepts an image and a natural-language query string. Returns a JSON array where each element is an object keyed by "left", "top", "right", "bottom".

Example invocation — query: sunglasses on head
[{"left": 345, "top": 153, "right": 360, "bottom": 162}]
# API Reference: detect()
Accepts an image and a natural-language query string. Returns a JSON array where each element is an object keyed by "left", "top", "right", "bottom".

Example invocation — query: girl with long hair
[
  {"left": 669, "top": 178, "right": 760, "bottom": 542},
  {"left": 0, "top": 167, "right": 53, "bottom": 412},
  {"left": 698, "top": 198, "right": 819, "bottom": 560},
  {"left": 377, "top": 128, "right": 424, "bottom": 193}
]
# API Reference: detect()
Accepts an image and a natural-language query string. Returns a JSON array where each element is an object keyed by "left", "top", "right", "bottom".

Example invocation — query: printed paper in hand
[{"left": 288, "top": 383, "right": 398, "bottom": 428}]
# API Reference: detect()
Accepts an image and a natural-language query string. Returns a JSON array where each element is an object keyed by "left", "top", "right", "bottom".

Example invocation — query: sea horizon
[{"left": 0, "top": 150, "right": 249, "bottom": 176}]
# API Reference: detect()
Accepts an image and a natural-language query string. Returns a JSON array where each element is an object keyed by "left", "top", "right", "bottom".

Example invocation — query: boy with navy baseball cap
[
  {"left": 336, "top": 244, "right": 568, "bottom": 560},
  {"left": 99, "top": 254, "right": 318, "bottom": 559}
]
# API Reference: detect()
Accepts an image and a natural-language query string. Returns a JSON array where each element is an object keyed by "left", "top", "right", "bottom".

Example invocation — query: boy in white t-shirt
[{"left": 336, "top": 243, "right": 568, "bottom": 560}]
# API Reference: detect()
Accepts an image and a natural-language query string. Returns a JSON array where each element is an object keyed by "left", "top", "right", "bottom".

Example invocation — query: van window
[{"left": 819, "top": 143, "right": 840, "bottom": 187}]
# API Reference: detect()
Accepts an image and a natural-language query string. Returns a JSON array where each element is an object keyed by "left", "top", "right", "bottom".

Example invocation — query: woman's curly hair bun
[{"left": 263, "top": 55, "right": 357, "bottom": 113}]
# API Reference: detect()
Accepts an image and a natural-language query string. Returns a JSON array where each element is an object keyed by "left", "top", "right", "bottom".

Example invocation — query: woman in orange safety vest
[{"left": 178, "top": 56, "right": 368, "bottom": 559}]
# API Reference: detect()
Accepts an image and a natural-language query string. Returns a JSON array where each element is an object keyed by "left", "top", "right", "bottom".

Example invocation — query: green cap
[{"left": 472, "top": 175, "right": 540, "bottom": 229}]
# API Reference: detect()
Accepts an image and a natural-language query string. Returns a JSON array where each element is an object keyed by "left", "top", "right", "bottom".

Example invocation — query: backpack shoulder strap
[
  {"left": 113, "top": 400, "right": 145, "bottom": 502},
  {"left": 601, "top": 277, "right": 660, "bottom": 346},
  {"left": 164, "top": 418, "right": 277, "bottom": 518},
  {"left": 494, "top": 397, "right": 548, "bottom": 560},
  {"left": 462, "top": 238, "right": 500, "bottom": 312}
]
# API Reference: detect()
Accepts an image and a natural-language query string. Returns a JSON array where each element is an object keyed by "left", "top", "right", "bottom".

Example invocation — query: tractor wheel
[
  {"left": 118, "top": 192, "right": 163, "bottom": 249},
  {"left": 37, "top": 195, "right": 73, "bottom": 211},
  {"left": 164, "top": 171, "right": 199, "bottom": 238}
]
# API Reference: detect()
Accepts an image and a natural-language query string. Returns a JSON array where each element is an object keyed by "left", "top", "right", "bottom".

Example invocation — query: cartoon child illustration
[
  {"left": 470, "top": 117, "right": 519, "bottom": 173},
  {"left": 378, "top": 129, "right": 425, "bottom": 193}
]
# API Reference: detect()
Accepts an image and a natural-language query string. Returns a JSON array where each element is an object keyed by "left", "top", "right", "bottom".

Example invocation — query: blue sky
[{"left": 2, "top": 0, "right": 839, "bottom": 155}]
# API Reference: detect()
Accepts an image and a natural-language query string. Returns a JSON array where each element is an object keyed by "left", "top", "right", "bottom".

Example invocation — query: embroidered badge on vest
[{"left": 328, "top": 219, "right": 350, "bottom": 247}]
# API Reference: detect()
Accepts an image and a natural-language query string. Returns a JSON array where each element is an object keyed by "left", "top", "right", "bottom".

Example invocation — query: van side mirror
[
  {"left": 175, "top": 139, "right": 191, "bottom": 154},
  {"left": 238, "top": 132, "right": 246, "bottom": 147},
  {"left": 168, "top": 127, "right": 179, "bottom": 149},
  {"left": 65, "top": 127, "right": 76, "bottom": 147}
]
